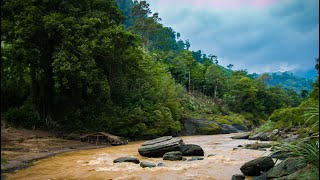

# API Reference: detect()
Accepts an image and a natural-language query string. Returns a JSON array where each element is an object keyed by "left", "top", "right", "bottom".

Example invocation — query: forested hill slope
[
  {"left": 262, "top": 72, "right": 314, "bottom": 92},
  {"left": 1, "top": 0, "right": 316, "bottom": 139}
]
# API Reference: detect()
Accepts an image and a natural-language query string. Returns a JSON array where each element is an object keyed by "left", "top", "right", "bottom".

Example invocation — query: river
[{"left": 5, "top": 133, "right": 271, "bottom": 180}]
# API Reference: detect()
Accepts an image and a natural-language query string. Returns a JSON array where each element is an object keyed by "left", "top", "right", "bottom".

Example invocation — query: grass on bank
[
  {"left": 1, "top": 158, "right": 8, "bottom": 165},
  {"left": 271, "top": 139, "right": 319, "bottom": 168}
]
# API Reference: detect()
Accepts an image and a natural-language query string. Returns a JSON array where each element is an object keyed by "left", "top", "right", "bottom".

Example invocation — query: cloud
[{"left": 146, "top": 0, "right": 319, "bottom": 75}]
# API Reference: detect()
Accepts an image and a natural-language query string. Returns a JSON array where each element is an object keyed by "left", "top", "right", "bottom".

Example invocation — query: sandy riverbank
[{"left": 1, "top": 121, "right": 111, "bottom": 173}]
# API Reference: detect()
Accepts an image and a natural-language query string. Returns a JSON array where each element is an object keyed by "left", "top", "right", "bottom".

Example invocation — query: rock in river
[
  {"left": 138, "top": 136, "right": 184, "bottom": 157},
  {"left": 140, "top": 161, "right": 156, "bottom": 168},
  {"left": 244, "top": 143, "right": 271, "bottom": 150},
  {"left": 113, "top": 157, "right": 140, "bottom": 164},
  {"left": 231, "top": 134, "right": 249, "bottom": 139},
  {"left": 179, "top": 144, "right": 204, "bottom": 156},
  {"left": 231, "top": 174, "right": 245, "bottom": 180},
  {"left": 270, "top": 151, "right": 289, "bottom": 160},
  {"left": 163, "top": 151, "right": 183, "bottom": 161},
  {"left": 240, "top": 156, "right": 275, "bottom": 176},
  {"left": 249, "top": 132, "right": 270, "bottom": 141},
  {"left": 266, "top": 157, "right": 306, "bottom": 179},
  {"left": 187, "top": 157, "right": 204, "bottom": 161},
  {"left": 251, "top": 173, "right": 268, "bottom": 180},
  {"left": 157, "top": 163, "right": 166, "bottom": 167}
]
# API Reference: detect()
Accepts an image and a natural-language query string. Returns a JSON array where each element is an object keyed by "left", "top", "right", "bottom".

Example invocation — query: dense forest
[
  {"left": 1, "top": 0, "right": 318, "bottom": 141},
  {"left": 260, "top": 72, "right": 314, "bottom": 93}
]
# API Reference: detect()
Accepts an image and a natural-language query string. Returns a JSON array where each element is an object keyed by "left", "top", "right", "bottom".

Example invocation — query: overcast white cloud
[{"left": 146, "top": 0, "right": 319, "bottom": 75}]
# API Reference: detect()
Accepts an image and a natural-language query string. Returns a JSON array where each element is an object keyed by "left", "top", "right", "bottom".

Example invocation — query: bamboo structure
[{"left": 80, "top": 132, "right": 128, "bottom": 146}]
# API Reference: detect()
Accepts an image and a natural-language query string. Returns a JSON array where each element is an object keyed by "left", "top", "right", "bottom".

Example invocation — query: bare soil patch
[{"left": 1, "top": 121, "right": 109, "bottom": 173}]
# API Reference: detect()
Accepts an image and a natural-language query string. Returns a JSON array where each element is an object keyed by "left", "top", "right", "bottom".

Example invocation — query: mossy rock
[
  {"left": 267, "top": 157, "right": 307, "bottom": 178},
  {"left": 196, "top": 123, "right": 221, "bottom": 134},
  {"left": 245, "top": 143, "right": 272, "bottom": 150}
]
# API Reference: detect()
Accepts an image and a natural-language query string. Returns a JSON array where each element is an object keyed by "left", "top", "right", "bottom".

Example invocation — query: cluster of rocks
[
  {"left": 113, "top": 136, "right": 205, "bottom": 168},
  {"left": 231, "top": 128, "right": 300, "bottom": 142},
  {"left": 231, "top": 131, "right": 306, "bottom": 179},
  {"left": 113, "top": 156, "right": 165, "bottom": 168},
  {"left": 232, "top": 142, "right": 272, "bottom": 151},
  {"left": 232, "top": 156, "right": 307, "bottom": 180},
  {"left": 231, "top": 134, "right": 273, "bottom": 151},
  {"left": 138, "top": 136, "right": 204, "bottom": 158}
]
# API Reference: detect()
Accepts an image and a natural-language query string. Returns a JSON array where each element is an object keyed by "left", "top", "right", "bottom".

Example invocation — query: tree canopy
[{"left": 1, "top": 0, "right": 316, "bottom": 139}]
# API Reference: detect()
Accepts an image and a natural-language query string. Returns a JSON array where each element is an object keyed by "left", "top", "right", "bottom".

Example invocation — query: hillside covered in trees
[
  {"left": 1, "top": 0, "right": 318, "bottom": 141},
  {"left": 260, "top": 72, "right": 314, "bottom": 93}
]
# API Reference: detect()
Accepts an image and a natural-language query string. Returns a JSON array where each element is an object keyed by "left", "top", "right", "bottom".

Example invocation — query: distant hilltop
[{"left": 258, "top": 71, "right": 315, "bottom": 92}]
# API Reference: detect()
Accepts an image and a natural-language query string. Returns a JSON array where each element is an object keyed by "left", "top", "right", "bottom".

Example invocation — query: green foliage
[
  {"left": 1, "top": 41, "right": 31, "bottom": 112},
  {"left": 115, "top": 0, "right": 304, "bottom": 126},
  {"left": 1, "top": 0, "right": 313, "bottom": 139},
  {"left": 302, "top": 104, "right": 319, "bottom": 132},
  {"left": 269, "top": 98, "right": 319, "bottom": 130},
  {"left": 197, "top": 123, "right": 221, "bottom": 134},
  {"left": 264, "top": 72, "right": 314, "bottom": 92},
  {"left": 288, "top": 167, "right": 319, "bottom": 180},
  {"left": 1, "top": 0, "right": 185, "bottom": 138},
  {"left": 2, "top": 99, "right": 41, "bottom": 128},
  {"left": 211, "top": 113, "right": 246, "bottom": 126},
  {"left": 116, "top": 0, "right": 134, "bottom": 27},
  {"left": 1, "top": 158, "right": 8, "bottom": 165},
  {"left": 269, "top": 107, "right": 303, "bottom": 128},
  {"left": 185, "top": 98, "right": 199, "bottom": 111},
  {"left": 272, "top": 141, "right": 319, "bottom": 168},
  {"left": 255, "top": 120, "right": 275, "bottom": 133},
  {"left": 205, "top": 64, "right": 226, "bottom": 98}
]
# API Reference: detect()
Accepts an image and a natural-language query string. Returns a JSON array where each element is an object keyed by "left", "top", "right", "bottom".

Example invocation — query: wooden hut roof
[
  {"left": 81, "top": 132, "right": 117, "bottom": 138},
  {"left": 80, "top": 132, "right": 123, "bottom": 142}
]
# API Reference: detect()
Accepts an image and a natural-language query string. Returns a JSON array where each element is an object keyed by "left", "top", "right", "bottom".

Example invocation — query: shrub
[
  {"left": 213, "top": 113, "right": 246, "bottom": 126},
  {"left": 256, "top": 120, "right": 275, "bottom": 133},
  {"left": 2, "top": 100, "right": 41, "bottom": 128},
  {"left": 302, "top": 104, "right": 319, "bottom": 132},
  {"left": 269, "top": 107, "right": 303, "bottom": 128},
  {"left": 197, "top": 123, "right": 221, "bottom": 134},
  {"left": 1, "top": 158, "right": 7, "bottom": 165}
]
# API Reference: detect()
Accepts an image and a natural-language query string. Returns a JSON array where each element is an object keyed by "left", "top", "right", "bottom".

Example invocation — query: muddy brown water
[{"left": 5, "top": 133, "right": 271, "bottom": 180}]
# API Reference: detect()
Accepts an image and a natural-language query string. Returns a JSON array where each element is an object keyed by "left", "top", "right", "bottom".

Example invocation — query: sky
[{"left": 145, "top": 0, "right": 319, "bottom": 77}]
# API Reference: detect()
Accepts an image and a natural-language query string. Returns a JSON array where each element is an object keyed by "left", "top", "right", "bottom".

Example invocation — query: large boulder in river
[
  {"left": 138, "top": 136, "right": 184, "bottom": 157},
  {"left": 163, "top": 151, "right": 183, "bottom": 161},
  {"left": 113, "top": 157, "right": 140, "bottom": 164},
  {"left": 240, "top": 156, "right": 275, "bottom": 176},
  {"left": 181, "top": 117, "right": 248, "bottom": 135},
  {"left": 179, "top": 144, "right": 204, "bottom": 156},
  {"left": 231, "top": 174, "right": 245, "bottom": 180},
  {"left": 231, "top": 134, "right": 249, "bottom": 139},
  {"left": 219, "top": 124, "right": 239, "bottom": 133},
  {"left": 251, "top": 173, "right": 268, "bottom": 180},
  {"left": 270, "top": 151, "right": 289, "bottom": 160}
]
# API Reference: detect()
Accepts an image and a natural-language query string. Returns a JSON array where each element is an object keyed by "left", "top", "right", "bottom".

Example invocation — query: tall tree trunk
[
  {"left": 188, "top": 69, "right": 191, "bottom": 92},
  {"left": 214, "top": 82, "right": 218, "bottom": 99},
  {"left": 32, "top": 40, "right": 55, "bottom": 127}
]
